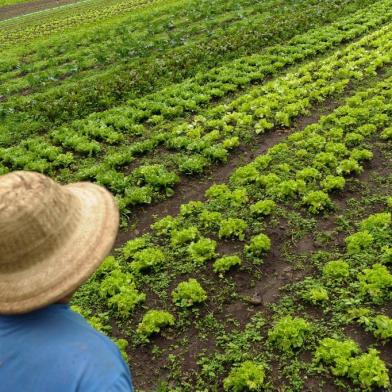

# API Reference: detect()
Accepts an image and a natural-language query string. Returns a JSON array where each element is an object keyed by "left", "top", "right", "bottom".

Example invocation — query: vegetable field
[{"left": 1, "top": 0, "right": 392, "bottom": 390}]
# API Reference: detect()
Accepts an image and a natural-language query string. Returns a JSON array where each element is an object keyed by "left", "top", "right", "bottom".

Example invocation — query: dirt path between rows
[
  {"left": 0, "top": 0, "right": 79, "bottom": 22},
  {"left": 114, "top": 95, "right": 345, "bottom": 247}
]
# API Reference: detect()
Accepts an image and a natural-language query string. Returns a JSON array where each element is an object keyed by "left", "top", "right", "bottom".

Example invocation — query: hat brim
[{"left": 0, "top": 182, "right": 119, "bottom": 315}]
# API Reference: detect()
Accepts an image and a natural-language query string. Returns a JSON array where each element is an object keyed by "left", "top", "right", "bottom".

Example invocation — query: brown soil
[
  {"left": 0, "top": 0, "right": 79, "bottom": 21},
  {"left": 122, "top": 139, "right": 392, "bottom": 390},
  {"left": 115, "top": 96, "right": 345, "bottom": 247}
]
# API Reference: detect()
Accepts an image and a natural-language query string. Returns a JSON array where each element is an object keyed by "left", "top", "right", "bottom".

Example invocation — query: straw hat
[{"left": 0, "top": 171, "right": 119, "bottom": 315}]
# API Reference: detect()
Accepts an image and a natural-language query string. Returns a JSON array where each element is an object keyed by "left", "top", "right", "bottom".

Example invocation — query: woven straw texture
[{"left": 0, "top": 171, "right": 119, "bottom": 314}]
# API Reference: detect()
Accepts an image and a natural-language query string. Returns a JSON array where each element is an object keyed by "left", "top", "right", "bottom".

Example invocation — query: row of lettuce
[
  {"left": 203, "top": 206, "right": 391, "bottom": 391},
  {"left": 0, "top": 0, "right": 382, "bottom": 138},
  {"left": 0, "top": 0, "right": 160, "bottom": 48},
  {"left": 2, "top": 21, "right": 392, "bottom": 218},
  {"left": 72, "top": 74, "right": 392, "bottom": 388}
]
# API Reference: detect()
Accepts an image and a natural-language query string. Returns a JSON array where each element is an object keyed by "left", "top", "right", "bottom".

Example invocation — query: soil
[
  {"left": 122, "top": 138, "right": 392, "bottom": 390},
  {"left": 115, "top": 95, "right": 345, "bottom": 247},
  {"left": 0, "top": 0, "right": 79, "bottom": 21}
]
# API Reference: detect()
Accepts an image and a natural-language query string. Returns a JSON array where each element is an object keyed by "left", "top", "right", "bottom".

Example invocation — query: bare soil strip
[
  {"left": 114, "top": 95, "right": 349, "bottom": 247},
  {"left": 0, "top": 0, "right": 80, "bottom": 21}
]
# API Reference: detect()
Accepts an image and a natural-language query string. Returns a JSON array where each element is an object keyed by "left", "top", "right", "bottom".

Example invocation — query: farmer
[{"left": 0, "top": 171, "right": 134, "bottom": 391}]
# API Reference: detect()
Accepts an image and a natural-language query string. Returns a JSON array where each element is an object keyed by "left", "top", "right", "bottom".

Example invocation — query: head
[{"left": 0, "top": 171, "right": 119, "bottom": 315}]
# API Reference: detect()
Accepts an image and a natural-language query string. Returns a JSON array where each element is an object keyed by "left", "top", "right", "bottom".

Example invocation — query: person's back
[
  {"left": 0, "top": 171, "right": 134, "bottom": 391},
  {"left": 0, "top": 304, "right": 133, "bottom": 392}
]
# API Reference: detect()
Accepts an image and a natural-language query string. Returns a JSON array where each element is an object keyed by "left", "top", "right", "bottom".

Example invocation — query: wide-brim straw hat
[{"left": 0, "top": 171, "right": 119, "bottom": 315}]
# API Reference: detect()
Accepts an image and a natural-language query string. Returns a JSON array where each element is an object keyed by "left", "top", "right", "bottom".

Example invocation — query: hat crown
[{"left": 0, "top": 171, "right": 80, "bottom": 268}]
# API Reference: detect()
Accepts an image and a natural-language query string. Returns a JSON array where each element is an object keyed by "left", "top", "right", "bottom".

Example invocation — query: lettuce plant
[
  {"left": 302, "top": 285, "right": 329, "bottom": 304},
  {"left": 213, "top": 255, "right": 242, "bottom": 273},
  {"left": 188, "top": 237, "right": 217, "bottom": 264},
  {"left": 219, "top": 218, "right": 248, "bottom": 240},
  {"left": 320, "top": 175, "right": 345, "bottom": 192},
  {"left": 245, "top": 234, "right": 271, "bottom": 260},
  {"left": 223, "top": 361, "right": 265, "bottom": 391},
  {"left": 302, "top": 191, "right": 332, "bottom": 214},
  {"left": 358, "top": 264, "right": 392, "bottom": 304},
  {"left": 268, "top": 316, "right": 311, "bottom": 352},
  {"left": 136, "top": 310, "right": 175, "bottom": 341},
  {"left": 130, "top": 248, "right": 165, "bottom": 273},
  {"left": 347, "top": 349, "right": 390, "bottom": 389},
  {"left": 171, "top": 226, "right": 199, "bottom": 246},
  {"left": 322, "top": 259, "right": 349, "bottom": 280},
  {"left": 250, "top": 199, "right": 276, "bottom": 216},
  {"left": 314, "top": 337, "right": 360, "bottom": 376},
  {"left": 345, "top": 230, "right": 373, "bottom": 254},
  {"left": 172, "top": 278, "right": 207, "bottom": 307}
]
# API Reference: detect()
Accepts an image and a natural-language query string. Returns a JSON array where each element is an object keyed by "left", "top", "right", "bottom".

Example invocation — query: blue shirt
[{"left": 0, "top": 304, "right": 134, "bottom": 392}]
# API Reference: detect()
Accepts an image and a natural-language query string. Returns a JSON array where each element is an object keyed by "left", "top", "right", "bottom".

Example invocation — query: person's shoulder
[
  {"left": 49, "top": 307, "right": 133, "bottom": 389},
  {"left": 54, "top": 306, "right": 121, "bottom": 356}
]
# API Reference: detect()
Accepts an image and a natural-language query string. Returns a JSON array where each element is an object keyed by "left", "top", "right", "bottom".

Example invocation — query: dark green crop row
[{"left": 0, "top": 0, "right": 377, "bottom": 136}]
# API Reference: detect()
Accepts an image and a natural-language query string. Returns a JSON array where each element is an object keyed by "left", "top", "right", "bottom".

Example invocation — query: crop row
[
  {"left": 0, "top": 0, "right": 160, "bottom": 48},
  {"left": 0, "top": 0, "right": 378, "bottom": 133},
  {"left": 2, "top": 21, "right": 390, "bottom": 212},
  {"left": 197, "top": 208, "right": 392, "bottom": 390},
  {"left": 31, "top": 0, "right": 392, "bottom": 132},
  {"left": 83, "top": 72, "right": 392, "bottom": 329},
  {"left": 73, "top": 76, "right": 392, "bottom": 389},
  {"left": 0, "top": 0, "right": 266, "bottom": 72}
]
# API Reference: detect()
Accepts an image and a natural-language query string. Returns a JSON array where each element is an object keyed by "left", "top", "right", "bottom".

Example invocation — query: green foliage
[
  {"left": 322, "top": 259, "right": 350, "bottom": 280},
  {"left": 345, "top": 230, "right": 373, "bottom": 254},
  {"left": 199, "top": 210, "right": 222, "bottom": 230},
  {"left": 113, "top": 338, "right": 129, "bottom": 361},
  {"left": 136, "top": 310, "right": 175, "bottom": 340},
  {"left": 314, "top": 338, "right": 360, "bottom": 376},
  {"left": 213, "top": 255, "right": 242, "bottom": 273},
  {"left": 172, "top": 278, "right": 207, "bottom": 307},
  {"left": 347, "top": 349, "right": 390, "bottom": 389},
  {"left": 171, "top": 227, "right": 199, "bottom": 247},
  {"left": 124, "top": 186, "right": 153, "bottom": 206},
  {"left": 179, "top": 155, "right": 209, "bottom": 174},
  {"left": 380, "top": 126, "right": 392, "bottom": 140},
  {"left": 219, "top": 218, "right": 248, "bottom": 241},
  {"left": 151, "top": 215, "right": 179, "bottom": 235},
  {"left": 245, "top": 234, "right": 271, "bottom": 261},
  {"left": 381, "top": 246, "right": 392, "bottom": 263},
  {"left": 122, "top": 237, "right": 149, "bottom": 259},
  {"left": 350, "top": 148, "right": 373, "bottom": 162},
  {"left": 205, "top": 184, "right": 248, "bottom": 209},
  {"left": 268, "top": 316, "right": 311, "bottom": 352},
  {"left": 223, "top": 361, "right": 265, "bottom": 391},
  {"left": 95, "top": 256, "right": 120, "bottom": 277},
  {"left": 359, "top": 212, "right": 391, "bottom": 244},
  {"left": 250, "top": 199, "right": 276, "bottom": 216},
  {"left": 302, "top": 285, "right": 329, "bottom": 304},
  {"left": 99, "top": 270, "right": 146, "bottom": 317},
  {"left": 370, "top": 315, "right": 392, "bottom": 340},
  {"left": 320, "top": 175, "right": 345, "bottom": 192},
  {"left": 179, "top": 201, "right": 205, "bottom": 217},
  {"left": 130, "top": 247, "right": 165, "bottom": 273},
  {"left": 336, "top": 158, "right": 363, "bottom": 175},
  {"left": 188, "top": 237, "right": 217, "bottom": 264},
  {"left": 133, "top": 164, "right": 179, "bottom": 190},
  {"left": 358, "top": 264, "right": 392, "bottom": 304},
  {"left": 360, "top": 314, "right": 392, "bottom": 340},
  {"left": 302, "top": 191, "right": 332, "bottom": 214}
]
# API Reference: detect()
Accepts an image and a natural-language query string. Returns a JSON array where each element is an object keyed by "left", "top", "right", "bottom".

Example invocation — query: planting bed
[{"left": 2, "top": 0, "right": 392, "bottom": 390}]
